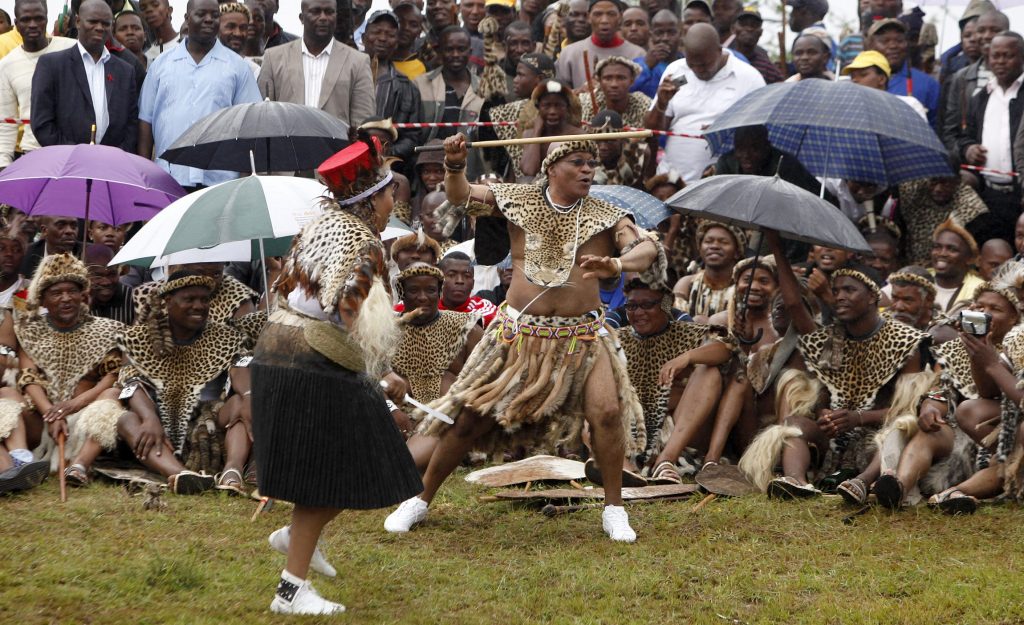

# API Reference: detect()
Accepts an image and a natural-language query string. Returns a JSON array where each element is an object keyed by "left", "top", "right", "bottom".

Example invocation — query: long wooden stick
[
  {"left": 413, "top": 130, "right": 652, "bottom": 153},
  {"left": 58, "top": 431, "right": 67, "bottom": 503},
  {"left": 583, "top": 49, "right": 600, "bottom": 114}
]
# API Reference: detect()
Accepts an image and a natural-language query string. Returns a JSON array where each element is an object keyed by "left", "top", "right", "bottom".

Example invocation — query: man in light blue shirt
[{"left": 137, "top": 0, "right": 261, "bottom": 190}]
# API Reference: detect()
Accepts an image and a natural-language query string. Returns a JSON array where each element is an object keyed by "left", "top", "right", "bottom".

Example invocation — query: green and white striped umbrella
[{"left": 112, "top": 175, "right": 327, "bottom": 268}]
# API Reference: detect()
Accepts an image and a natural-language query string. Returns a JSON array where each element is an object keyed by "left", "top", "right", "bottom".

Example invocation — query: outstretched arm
[
  {"left": 580, "top": 218, "right": 658, "bottom": 280},
  {"left": 764, "top": 229, "right": 816, "bottom": 335}
]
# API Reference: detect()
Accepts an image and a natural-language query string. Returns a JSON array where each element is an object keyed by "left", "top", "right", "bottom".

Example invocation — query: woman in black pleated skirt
[{"left": 251, "top": 134, "right": 422, "bottom": 616}]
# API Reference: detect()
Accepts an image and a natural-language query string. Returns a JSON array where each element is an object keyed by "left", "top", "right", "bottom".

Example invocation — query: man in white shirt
[
  {"left": 961, "top": 32, "right": 1024, "bottom": 245},
  {"left": 140, "top": 0, "right": 180, "bottom": 64},
  {"left": 0, "top": 0, "right": 75, "bottom": 167},
  {"left": 258, "top": 0, "right": 375, "bottom": 127},
  {"left": 643, "top": 23, "right": 764, "bottom": 182}
]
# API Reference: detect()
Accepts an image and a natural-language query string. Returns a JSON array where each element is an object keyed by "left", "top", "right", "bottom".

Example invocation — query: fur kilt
[
  {"left": 418, "top": 305, "right": 646, "bottom": 459},
  {"left": 251, "top": 321, "right": 422, "bottom": 509}
]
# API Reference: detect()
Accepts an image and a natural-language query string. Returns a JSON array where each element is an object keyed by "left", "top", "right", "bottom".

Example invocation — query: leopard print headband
[
  {"left": 158, "top": 275, "right": 217, "bottom": 297},
  {"left": 831, "top": 268, "right": 882, "bottom": 299},
  {"left": 973, "top": 282, "right": 1024, "bottom": 317},
  {"left": 395, "top": 263, "right": 444, "bottom": 299},
  {"left": 541, "top": 138, "right": 597, "bottom": 174},
  {"left": 888, "top": 272, "right": 936, "bottom": 297}
]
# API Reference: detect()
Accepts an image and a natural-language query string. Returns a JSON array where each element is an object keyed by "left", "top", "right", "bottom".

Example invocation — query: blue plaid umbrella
[
  {"left": 703, "top": 80, "right": 950, "bottom": 186},
  {"left": 589, "top": 185, "right": 672, "bottom": 230}
]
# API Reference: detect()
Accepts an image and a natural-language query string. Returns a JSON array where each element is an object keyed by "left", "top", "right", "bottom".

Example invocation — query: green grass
[{"left": 3, "top": 472, "right": 1024, "bottom": 625}]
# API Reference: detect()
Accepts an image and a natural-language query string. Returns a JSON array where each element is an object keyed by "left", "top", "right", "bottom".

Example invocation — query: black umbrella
[
  {"left": 160, "top": 101, "right": 350, "bottom": 173},
  {"left": 666, "top": 174, "right": 871, "bottom": 254}
]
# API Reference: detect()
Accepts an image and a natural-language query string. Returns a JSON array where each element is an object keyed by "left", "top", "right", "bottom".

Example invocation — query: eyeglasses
[
  {"left": 624, "top": 300, "right": 660, "bottom": 312},
  {"left": 566, "top": 158, "right": 599, "bottom": 169}
]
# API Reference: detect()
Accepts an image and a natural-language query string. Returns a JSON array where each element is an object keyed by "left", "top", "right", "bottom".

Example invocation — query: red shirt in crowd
[{"left": 394, "top": 296, "right": 498, "bottom": 326}]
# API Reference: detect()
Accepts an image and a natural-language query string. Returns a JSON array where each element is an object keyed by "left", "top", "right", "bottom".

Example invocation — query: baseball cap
[
  {"left": 841, "top": 49, "right": 892, "bottom": 77},
  {"left": 485, "top": 0, "right": 515, "bottom": 8},
  {"left": 365, "top": 9, "right": 399, "bottom": 27},
  {"left": 866, "top": 17, "right": 908, "bottom": 39},
  {"left": 736, "top": 7, "right": 762, "bottom": 23}
]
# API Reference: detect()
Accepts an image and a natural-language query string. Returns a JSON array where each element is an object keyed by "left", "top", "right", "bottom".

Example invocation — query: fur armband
[
  {"left": 392, "top": 200, "right": 413, "bottom": 226},
  {"left": 98, "top": 352, "right": 122, "bottom": 377},
  {"left": 436, "top": 198, "right": 493, "bottom": 238},
  {"left": 17, "top": 367, "right": 47, "bottom": 393},
  {"left": 622, "top": 229, "right": 669, "bottom": 290}
]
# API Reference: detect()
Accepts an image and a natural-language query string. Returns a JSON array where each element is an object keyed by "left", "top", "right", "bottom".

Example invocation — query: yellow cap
[
  {"left": 485, "top": 0, "right": 516, "bottom": 7},
  {"left": 841, "top": 50, "right": 891, "bottom": 78}
]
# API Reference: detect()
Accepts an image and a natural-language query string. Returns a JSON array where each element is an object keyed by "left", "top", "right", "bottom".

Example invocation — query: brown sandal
[{"left": 64, "top": 463, "right": 90, "bottom": 487}]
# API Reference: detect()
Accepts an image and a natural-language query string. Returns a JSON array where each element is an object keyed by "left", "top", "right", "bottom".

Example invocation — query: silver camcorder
[{"left": 959, "top": 310, "right": 991, "bottom": 336}]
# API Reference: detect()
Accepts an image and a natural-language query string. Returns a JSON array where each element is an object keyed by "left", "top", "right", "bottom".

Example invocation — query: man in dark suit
[
  {"left": 960, "top": 31, "right": 1024, "bottom": 245},
  {"left": 20, "top": 217, "right": 82, "bottom": 278},
  {"left": 29, "top": 0, "right": 138, "bottom": 152}
]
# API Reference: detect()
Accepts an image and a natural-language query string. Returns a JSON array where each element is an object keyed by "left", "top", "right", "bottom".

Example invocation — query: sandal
[
  {"left": 837, "top": 478, "right": 867, "bottom": 506},
  {"left": 215, "top": 468, "right": 247, "bottom": 496},
  {"left": 873, "top": 473, "right": 904, "bottom": 510},
  {"left": 584, "top": 458, "right": 648, "bottom": 487},
  {"left": 930, "top": 489, "right": 978, "bottom": 515},
  {"left": 767, "top": 476, "right": 821, "bottom": 500},
  {"left": 64, "top": 463, "right": 90, "bottom": 488},
  {"left": 649, "top": 461, "right": 682, "bottom": 485},
  {"left": 169, "top": 470, "right": 215, "bottom": 495}
]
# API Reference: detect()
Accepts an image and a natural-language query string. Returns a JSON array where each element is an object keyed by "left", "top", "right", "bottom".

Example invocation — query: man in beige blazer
[{"left": 258, "top": 0, "right": 375, "bottom": 128}]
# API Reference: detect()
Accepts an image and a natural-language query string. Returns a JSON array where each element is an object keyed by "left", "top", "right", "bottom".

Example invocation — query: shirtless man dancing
[{"left": 384, "top": 133, "right": 662, "bottom": 542}]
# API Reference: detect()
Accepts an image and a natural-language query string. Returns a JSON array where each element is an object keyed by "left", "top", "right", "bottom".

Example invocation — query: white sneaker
[
  {"left": 384, "top": 496, "right": 429, "bottom": 533},
  {"left": 270, "top": 573, "right": 346, "bottom": 615},
  {"left": 268, "top": 526, "right": 337, "bottom": 578},
  {"left": 602, "top": 505, "right": 637, "bottom": 543}
]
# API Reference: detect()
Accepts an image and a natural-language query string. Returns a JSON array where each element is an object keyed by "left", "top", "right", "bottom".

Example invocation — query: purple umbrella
[{"left": 0, "top": 144, "right": 185, "bottom": 228}]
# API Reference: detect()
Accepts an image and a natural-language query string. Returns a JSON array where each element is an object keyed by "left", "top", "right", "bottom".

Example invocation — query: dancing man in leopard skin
[{"left": 385, "top": 132, "right": 665, "bottom": 542}]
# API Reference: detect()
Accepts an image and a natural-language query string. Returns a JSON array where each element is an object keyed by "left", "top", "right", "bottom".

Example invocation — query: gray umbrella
[
  {"left": 666, "top": 174, "right": 871, "bottom": 254},
  {"left": 160, "top": 101, "right": 350, "bottom": 173}
]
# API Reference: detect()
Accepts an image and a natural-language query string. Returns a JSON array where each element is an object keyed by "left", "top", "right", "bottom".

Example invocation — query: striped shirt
[
  {"left": 91, "top": 283, "right": 135, "bottom": 325},
  {"left": 301, "top": 38, "right": 333, "bottom": 108}
]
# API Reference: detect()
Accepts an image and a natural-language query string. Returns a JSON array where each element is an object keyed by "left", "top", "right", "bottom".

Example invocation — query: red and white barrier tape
[{"left": 960, "top": 164, "right": 1019, "bottom": 178}]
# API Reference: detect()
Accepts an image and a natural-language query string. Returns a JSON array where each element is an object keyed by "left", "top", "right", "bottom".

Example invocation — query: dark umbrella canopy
[
  {"left": 160, "top": 101, "right": 350, "bottom": 173},
  {"left": 666, "top": 174, "right": 871, "bottom": 253},
  {"left": 703, "top": 80, "right": 950, "bottom": 186}
]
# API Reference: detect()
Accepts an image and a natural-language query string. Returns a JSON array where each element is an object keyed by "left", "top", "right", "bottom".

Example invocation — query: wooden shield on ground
[
  {"left": 465, "top": 455, "right": 587, "bottom": 487},
  {"left": 93, "top": 465, "right": 165, "bottom": 489},
  {"left": 488, "top": 483, "right": 699, "bottom": 502},
  {"left": 695, "top": 464, "right": 758, "bottom": 497}
]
